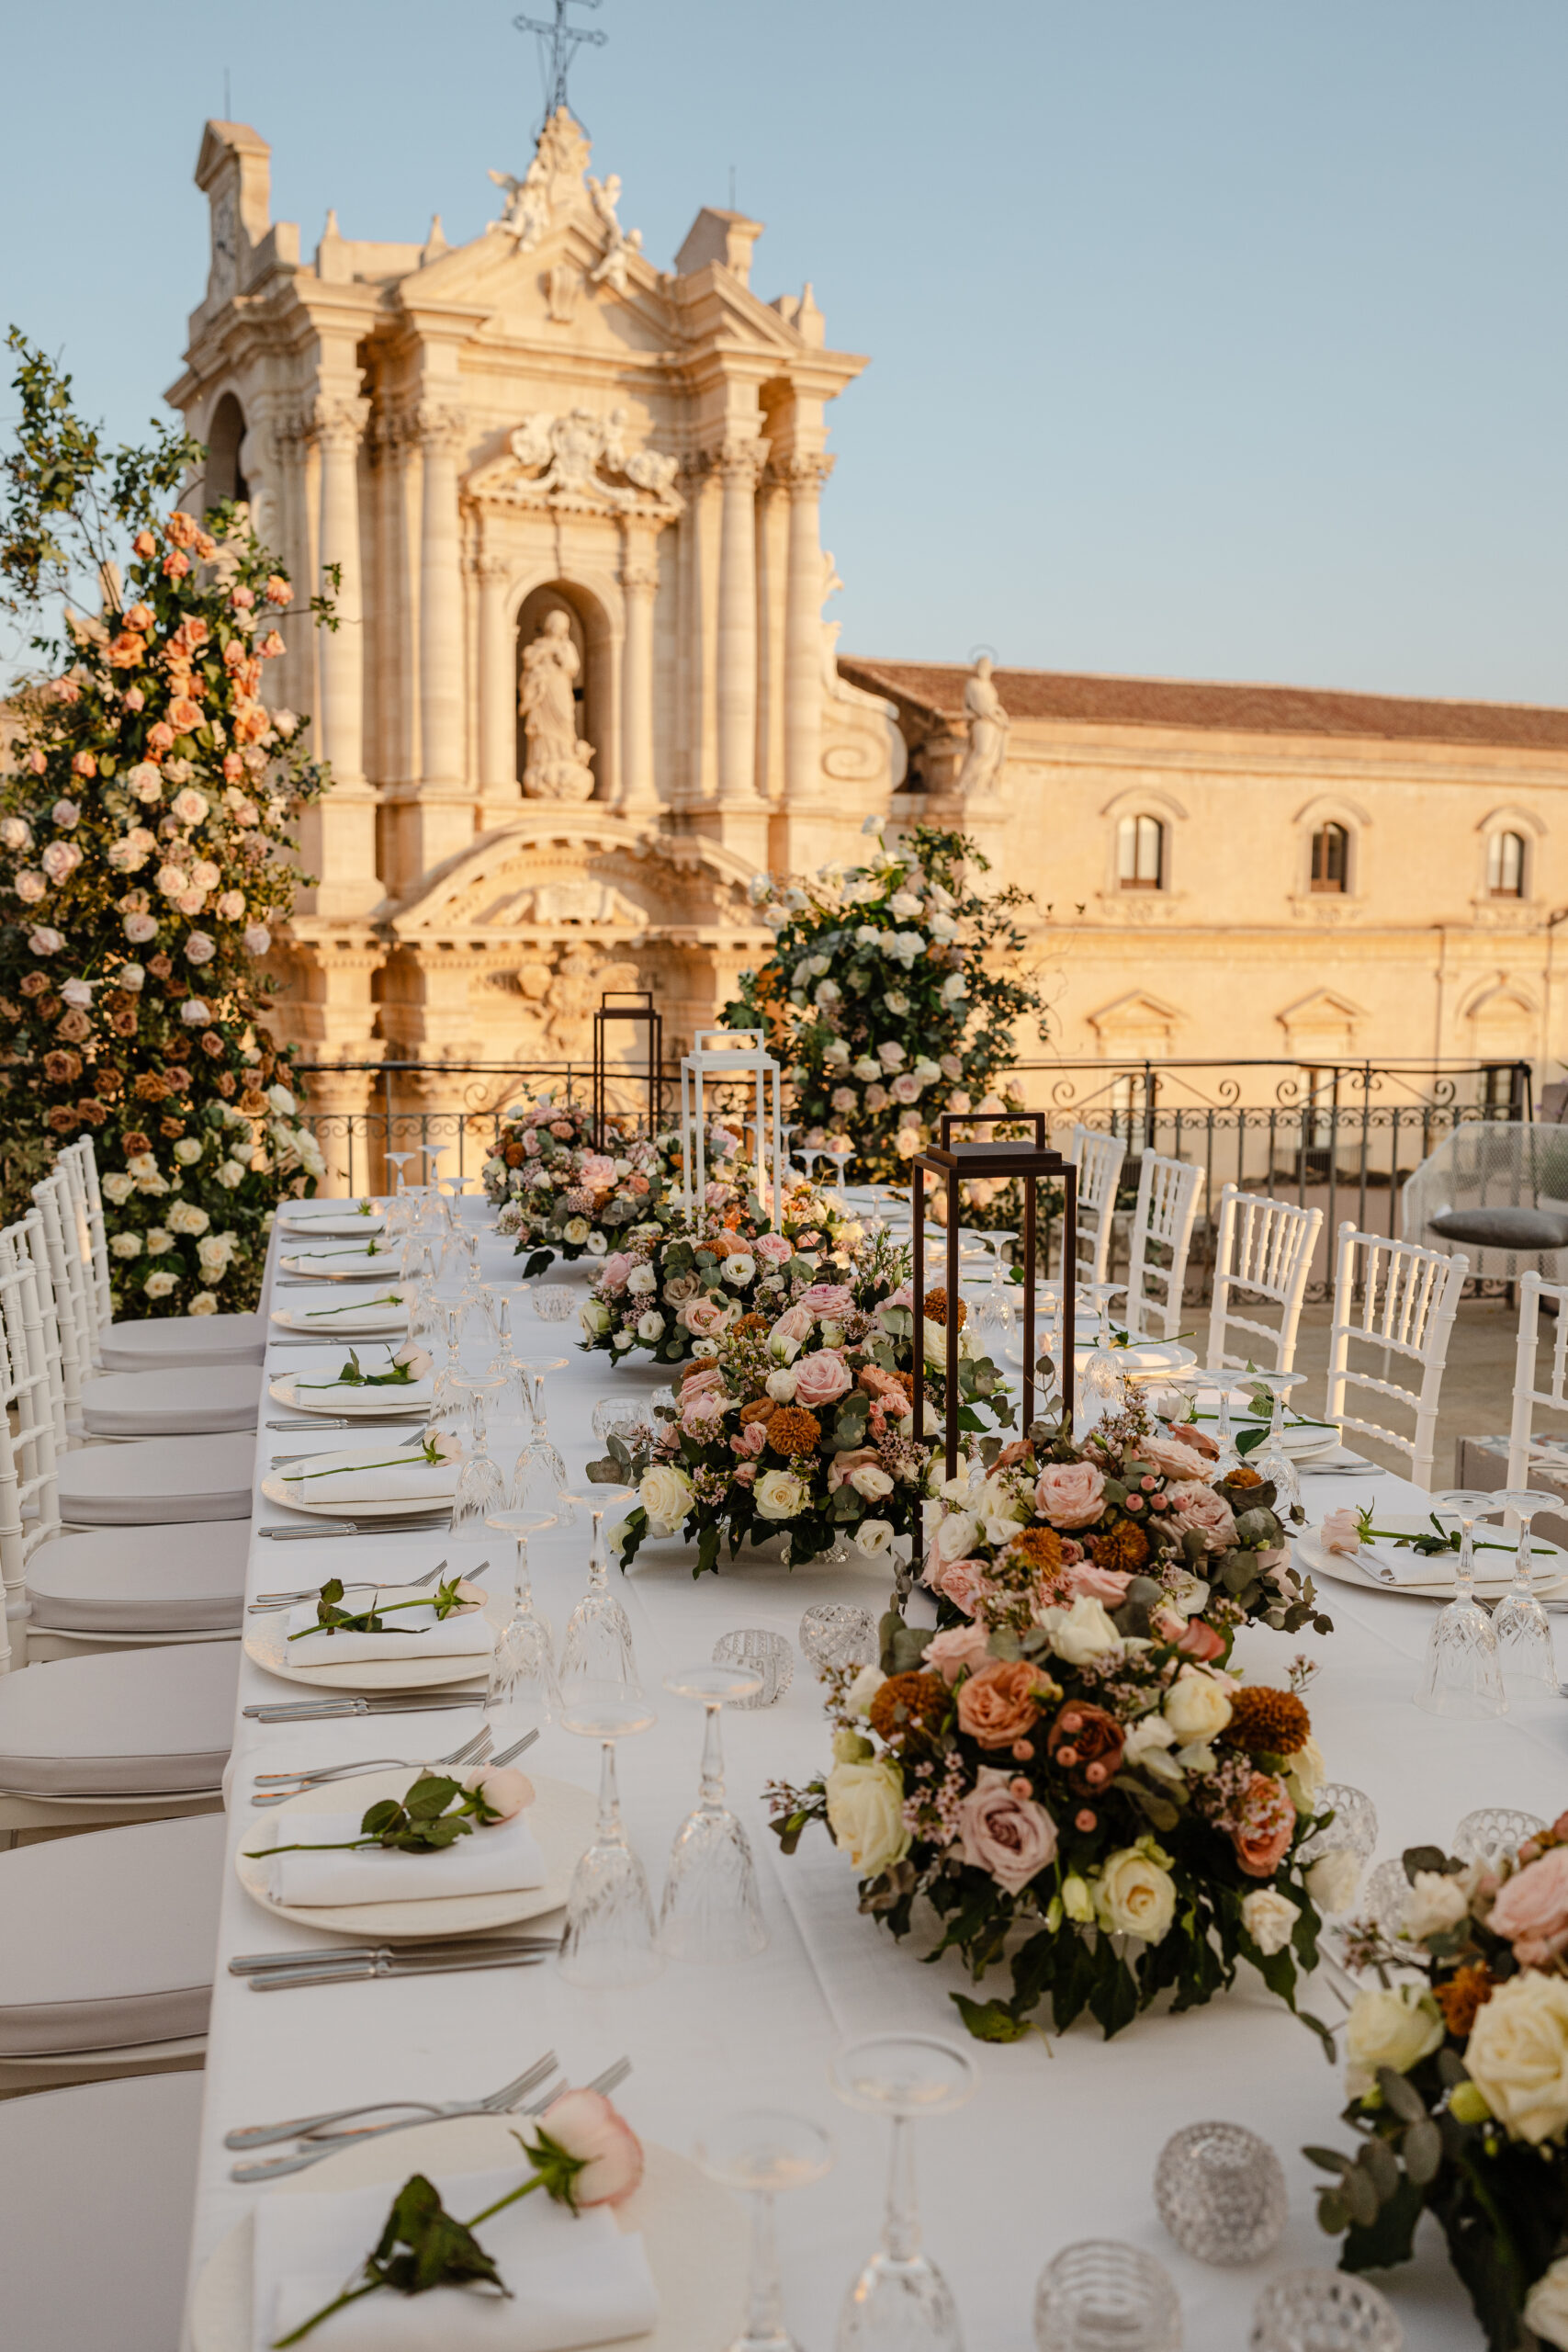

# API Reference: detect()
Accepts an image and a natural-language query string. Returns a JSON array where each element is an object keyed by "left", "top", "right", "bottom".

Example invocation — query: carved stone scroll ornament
[
  {"left": 470, "top": 406, "right": 682, "bottom": 517},
  {"left": 518, "top": 610, "right": 596, "bottom": 802}
]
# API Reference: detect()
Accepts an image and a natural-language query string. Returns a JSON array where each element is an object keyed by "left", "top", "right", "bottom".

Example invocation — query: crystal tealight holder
[
  {"left": 1248, "top": 2270, "right": 1402, "bottom": 2351},
  {"left": 799, "top": 1603, "right": 878, "bottom": 1675},
  {"left": 713, "top": 1628, "right": 794, "bottom": 1708},
  {"left": 1452, "top": 1804, "right": 1547, "bottom": 1866},
  {"left": 1154, "top": 2120, "right": 1287, "bottom": 2267},
  {"left": 1033, "top": 2240, "right": 1183, "bottom": 2352}
]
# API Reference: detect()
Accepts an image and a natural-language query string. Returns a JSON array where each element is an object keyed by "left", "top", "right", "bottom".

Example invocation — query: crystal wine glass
[
  {"left": 557, "top": 1676, "right": 662, "bottom": 1988},
  {"left": 658, "top": 1661, "right": 769, "bottom": 1962},
  {"left": 483, "top": 1507, "right": 561, "bottom": 1730},
  {"left": 1077, "top": 1282, "right": 1126, "bottom": 1425},
  {"left": 1183, "top": 1368, "right": 1245, "bottom": 1479},
  {"left": 694, "top": 2109, "right": 834, "bottom": 2352},
  {"left": 512, "top": 1371, "right": 575, "bottom": 1521},
  {"left": 513, "top": 1354, "right": 570, "bottom": 1431},
  {"left": 829, "top": 2034, "right": 976, "bottom": 2352},
  {"left": 1415, "top": 1490, "right": 1508, "bottom": 1719},
  {"left": 1486, "top": 1487, "right": 1561, "bottom": 1696},
  {"left": 1248, "top": 1369, "right": 1310, "bottom": 1526},
  {"left": 450, "top": 1383, "right": 506, "bottom": 1542},
  {"left": 558, "top": 1486, "right": 639, "bottom": 1686}
]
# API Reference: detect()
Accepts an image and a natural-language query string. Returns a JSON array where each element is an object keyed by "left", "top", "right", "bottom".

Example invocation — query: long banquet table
[{"left": 180, "top": 1204, "right": 1568, "bottom": 2348}]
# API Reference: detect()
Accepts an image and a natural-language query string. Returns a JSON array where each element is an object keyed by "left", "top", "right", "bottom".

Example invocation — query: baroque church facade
[{"left": 171, "top": 113, "right": 1568, "bottom": 1170}]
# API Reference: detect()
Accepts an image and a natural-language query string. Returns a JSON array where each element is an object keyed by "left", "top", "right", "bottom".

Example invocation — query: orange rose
[
  {"left": 194, "top": 531, "right": 217, "bottom": 561},
  {"left": 107, "top": 630, "right": 146, "bottom": 668},
  {"left": 126, "top": 603, "right": 152, "bottom": 631},
  {"left": 258, "top": 630, "right": 286, "bottom": 660},
  {"left": 131, "top": 529, "right": 157, "bottom": 559},
  {"left": 164, "top": 510, "right": 199, "bottom": 549},
  {"left": 167, "top": 697, "right": 202, "bottom": 732},
  {"left": 265, "top": 574, "right": 293, "bottom": 606},
  {"left": 163, "top": 551, "right": 190, "bottom": 579},
  {"left": 955, "top": 1661, "right": 1051, "bottom": 1752}
]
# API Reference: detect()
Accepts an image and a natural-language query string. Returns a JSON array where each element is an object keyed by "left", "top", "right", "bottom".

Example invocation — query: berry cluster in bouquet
[
  {"left": 1310, "top": 1818, "right": 1568, "bottom": 2351},
  {"left": 579, "top": 1177, "right": 867, "bottom": 1368},
  {"left": 483, "top": 1093, "right": 661, "bottom": 1269},
  {"left": 769, "top": 1561, "right": 1341, "bottom": 2042}
]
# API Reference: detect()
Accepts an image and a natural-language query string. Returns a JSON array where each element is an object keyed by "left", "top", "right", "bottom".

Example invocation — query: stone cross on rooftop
[{"left": 513, "top": 0, "right": 607, "bottom": 125}]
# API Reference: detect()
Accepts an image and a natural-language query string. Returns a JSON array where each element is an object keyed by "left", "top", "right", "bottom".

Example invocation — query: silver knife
[
  {"left": 256, "top": 1517, "right": 451, "bottom": 1540},
  {"left": 245, "top": 1951, "right": 550, "bottom": 1997},
  {"left": 231, "top": 1936, "right": 559, "bottom": 1975},
  {"left": 243, "top": 1695, "right": 483, "bottom": 1721},
  {"left": 265, "top": 1418, "right": 425, "bottom": 1432}
]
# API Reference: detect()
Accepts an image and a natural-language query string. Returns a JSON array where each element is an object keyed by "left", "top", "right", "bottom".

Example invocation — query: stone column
[
  {"left": 716, "top": 439, "right": 762, "bottom": 804},
  {"left": 619, "top": 520, "right": 660, "bottom": 812},
  {"left": 784, "top": 453, "right": 831, "bottom": 808},
  {"left": 476, "top": 551, "right": 515, "bottom": 803},
  {"left": 314, "top": 394, "right": 368, "bottom": 790},
  {"left": 414, "top": 401, "right": 472, "bottom": 872}
]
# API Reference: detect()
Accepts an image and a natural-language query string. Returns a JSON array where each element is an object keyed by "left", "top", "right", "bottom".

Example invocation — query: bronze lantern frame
[
  {"left": 910, "top": 1113, "right": 1077, "bottom": 1480},
  {"left": 591, "top": 989, "right": 663, "bottom": 1149}
]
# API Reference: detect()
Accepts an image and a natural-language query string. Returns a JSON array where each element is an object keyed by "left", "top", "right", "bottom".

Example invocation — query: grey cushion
[
  {"left": 79, "top": 1362, "right": 263, "bottom": 1438},
  {"left": 0, "top": 2071, "right": 204, "bottom": 2352},
  {"left": 27, "top": 1522, "right": 248, "bottom": 1634},
  {"left": 0, "top": 1641, "right": 238, "bottom": 1795},
  {"left": 98, "top": 1308, "right": 265, "bottom": 1372},
  {"left": 57, "top": 1430, "right": 254, "bottom": 1526},
  {"left": 1429, "top": 1206, "right": 1568, "bottom": 1252},
  {"left": 0, "top": 1813, "right": 224, "bottom": 2054}
]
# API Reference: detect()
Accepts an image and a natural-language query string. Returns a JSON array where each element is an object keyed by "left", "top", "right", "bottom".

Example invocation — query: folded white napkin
[
  {"left": 288, "top": 1243, "right": 402, "bottom": 1268},
  {"left": 277, "top": 1452, "right": 457, "bottom": 1508},
  {"left": 292, "top": 1373, "right": 435, "bottom": 1409},
  {"left": 285, "top": 1292, "right": 410, "bottom": 1336},
  {"left": 254, "top": 2163, "right": 655, "bottom": 2350},
  {"left": 263, "top": 1803, "right": 546, "bottom": 1906},
  {"left": 1343, "top": 1536, "right": 1452, "bottom": 1588},
  {"left": 284, "top": 1585, "right": 490, "bottom": 1666}
]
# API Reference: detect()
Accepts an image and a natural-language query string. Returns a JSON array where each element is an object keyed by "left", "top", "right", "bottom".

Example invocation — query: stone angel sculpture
[
  {"left": 587, "top": 173, "right": 644, "bottom": 295},
  {"left": 955, "top": 657, "right": 1010, "bottom": 795},
  {"left": 489, "top": 157, "right": 551, "bottom": 252}
]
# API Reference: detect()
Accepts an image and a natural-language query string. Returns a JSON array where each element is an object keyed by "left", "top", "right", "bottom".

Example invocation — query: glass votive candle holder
[
  {"left": 1297, "top": 1783, "right": 1380, "bottom": 1869},
  {"left": 1249, "top": 2270, "right": 1402, "bottom": 2351},
  {"left": 798, "top": 1602, "right": 879, "bottom": 1675},
  {"left": 1034, "top": 2240, "right": 1183, "bottom": 2352},
  {"left": 531, "top": 1283, "right": 574, "bottom": 1324},
  {"left": 1154, "top": 2120, "right": 1287, "bottom": 2267},
  {"left": 1451, "top": 1804, "right": 1547, "bottom": 1867},
  {"left": 713, "top": 1628, "right": 794, "bottom": 1708},
  {"left": 1363, "top": 1858, "right": 1416, "bottom": 1942}
]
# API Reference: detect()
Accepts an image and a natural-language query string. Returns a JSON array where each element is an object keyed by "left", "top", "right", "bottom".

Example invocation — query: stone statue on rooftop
[{"left": 956, "top": 656, "right": 1010, "bottom": 794}]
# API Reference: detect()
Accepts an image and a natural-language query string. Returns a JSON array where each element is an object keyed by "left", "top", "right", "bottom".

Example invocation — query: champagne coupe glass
[
  {"left": 558, "top": 1486, "right": 639, "bottom": 1685},
  {"left": 450, "top": 1381, "right": 507, "bottom": 1541},
  {"left": 658, "top": 1661, "right": 768, "bottom": 1962},
  {"left": 1184, "top": 1367, "right": 1244, "bottom": 1478},
  {"left": 829, "top": 2034, "right": 976, "bottom": 2352},
  {"left": 1487, "top": 1487, "right": 1561, "bottom": 1696},
  {"left": 512, "top": 1371, "right": 575, "bottom": 1521},
  {"left": 383, "top": 1149, "right": 417, "bottom": 1197},
  {"left": 694, "top": 2110, "right": 834, "bottom": 2352},
  {"left": 1248, "top": 1369, "right": 1310, "bottom": 1525},
  {"left": 1077, "top": 1281, "right": 1126, "bottom": 1424},
  {"left": 483, "top": 1507, "right": 561, "bottom": 1730},
  {"left": 825, "top": 1144, "right": 852, "bottom": 1195},
  {"left": 557, "top": 1676, "right": 662, "bottom": 1988},
  {"left": 422, "top": 1144, "right": 452, "bottom": 1210},
  {"left": 796, "top": 1145, "right": 824, "bottom": 1188},
  {"left": 407, "top": 1282, "right": 449, "bottom": 1368},
  {"left": 513, "top": 1354, "right": 570, "bottom": 1432},
  {"left": 1416, "top": 1490, "right": 1508, "bottom": 1718}
]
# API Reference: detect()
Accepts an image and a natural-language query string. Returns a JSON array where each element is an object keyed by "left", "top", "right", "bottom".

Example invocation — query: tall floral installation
[
  {"left": 1311, "top": 1818, "right": 1568, "bottom": 2352},
  {"left": 723, "top": 824, "right": 1046, "bottom": 1203},
  {"left": 0, "top": 334, "right": 328, "bottom": 1311}
]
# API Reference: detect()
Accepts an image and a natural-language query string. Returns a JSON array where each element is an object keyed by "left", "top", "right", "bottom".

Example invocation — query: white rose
[
  {"left": 101, "top": 1173, "right": 135, "bottom": 1205},
  {"left": 636, "top": 1310, "right": 665, "bottom": 1341},
  {"left": 626, "top": 1264, "right": 657, "bottom": 1295},
  {"left": 854, "top": 1518, "right": 895, "bottom": 1559},
  {"left": 754, "top": 1468, "right": 808, "bottom": 1521},
  {"left": 144, "top": 1228, "right": 174, "bottom": 1255},
  {"left": 765, "top": 1365, "right": 799, "bottom": 1402},
  {"left": 824, "top": 1757, "right": 909, "bottom": 1876},
  {"left": 1401, "top": 1870, "right": 1471, "bottom": 1941},
  {"left": 613, "top": 1329, "right": 636, "bottom": 1351},
  {"left": 580, "top": 1300, "right": 612, "bottom": 1338},
  {"left": 852, "top": 1057, "right": 881, "bottom": 1081},
  {"left": 1163, "top": 1667, "right": 1235, "bottom": 1745},
  {"left": 1094, "top": 1849, "right": 1177, "bottom": 1944},
  {"left": 1241, "top": 1888, "right": 1299, "bottom": 1957},
  {"left": 1285, "top": 1735, "right": 1327, "bottom": 1812},
  {"left": 935, "top": 1510, "right": 980, "bottom": 1563},
  {"left": 587, "top": 1231, "right": 607, "bottom": 1255},
  {"left": 562, "top": 1216, "right": 591, "bottom": 1246},
  {"left": 846, "top": 1664, "right": 886, "bottom": 1716},
  {"left": 1465, "top": 1973, "right": 1568, "bottom": 2144},
  {"left": 1306, "top": 1849, "right": 1364, "bottom": 1916},
  {"left": 165, "top": 1201, "right": 210, "bottom": 1237},
  {"left": 1122, "top": 1713, "right": 1181, "bottom": 1784},
  {"left": 188, "top": 1292, "right": 219, "bottom": 1317},
  {"left": 1526, "top": 2257, "right": 1568, "bottom": 2350},
  {"left": 218, "top": 1159, "right": 245, "bottom": 1188},
  {"left": 1344, "top": 1985, "right": 1446, "bottom": 2099},
  {"left": 142, "top": 1269, "right": 177, "bottom": 1299},
  {"left": 173, "top": 1137, "right": 203, "bottom": 1165},
  {"left": 849, "top": 1463, "right": 895, "bottom": 1500},
  {"left": 108, "top": 1231, "right": 142, "bottom": 1260},
  {"left": 1043, "top": 1595, "right": 1124, "bottom": 1666},
  {"left": 721, "top": 1253, "right": 756, "bottom": 1286},
  {"left": 638, "top": 1464, "right": 694, "bottom": 1532}
]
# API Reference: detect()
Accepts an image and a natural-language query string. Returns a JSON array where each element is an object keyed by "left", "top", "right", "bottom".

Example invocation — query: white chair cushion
[
  {"left": 79, "top": 1361, "right": 263, "bottom": 1437},
  {"left": 98, "top": 1308, "right": 265, "bottom": 1371},
  {"left": 0, "top": 1813, "right": 225, "bottom": 2054},
  {"left": 0, "top": 2071, "right": 204, "bottom": 2352},
  {"left": 0, "top": 1641, "right": 238, "bottom": 1795},
  {"left": 57, "top": 1430, "right": 254, "bottom": 1525},
  {"left": 27, "top": 1522, "right": 248, "bottom": 1634}
]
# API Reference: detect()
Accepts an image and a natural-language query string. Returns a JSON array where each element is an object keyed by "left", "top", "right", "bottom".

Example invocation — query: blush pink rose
[
  {"left": 771, "top": 1303, "right": 816, "bottom": 1345},
  {"left": 536, "top": 2088, "right": 645, "bottom": 2207},
  {"left": 598, "top": 1250, "right": 634, "bottom": 1295},
  {"left": 926, "top": 1556, "right": 993, "bottom": 1616},
  {"left": 1176, "top": 1618, "right": 1226, "bottom": 1661},
  {"left": 1034, "top": 1461, "right": 1107, "bottom": 1529},
  {"left": 1136, "top": 1429, "right": 1211, "bottom": 1481},
  {"left": 1166, "top": 1481, "right": 1238, "bottom": 1554},
  {"left": 678, "top": 1363, "right": 728, "bottom": 1400},
  {"left": 954, "top": 1767, "right": 1058, "bottom": 1893},
  {"left": 829, "top": 1446, "right": 881, "bottom": 1491},
  {"left": 681, "top": 1392, "right": 726, "bottom": 1438},
  {"left": 733, "top": 1420, "right": 768, "bottom": 1457},
  {"left": 579, "top": 1153, "right": 617, "bottom": 1189},
  {"left": 1488, "top": 1847, "right": 1568, "bottom": 1962},
  {"left": 680, "top": 1297, "right": 733, "bottom": 1337},
  {"left": 1320, "top": 1507, "right": 1362, "bottom": 1557},
  {"left": 1062, "top": 1561, "right": 1133, "bottom": 1605},
  {"left": 754, "top": 1232, "right": 794, "bottom": 1265},
  {"left": 793, "top": 1350, "right": 853, "bottom": 1409},
  {"left": 797, "top": 1282, "right": 854, "bottom": 1317},
  {"left": 925, "top": 1623, "right": 994, "bottom": 1682}
]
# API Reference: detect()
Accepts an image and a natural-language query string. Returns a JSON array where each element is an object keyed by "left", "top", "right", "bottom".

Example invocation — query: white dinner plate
[
  {"left": 243, "top": 1577, "right": 501, "bottom": 1692},
  {"left": 1295, "top": 1521, "right": 1568, "bottom": 1602},
  {"left": 279, "top": 1250, "right": 406, "bottom": 1283},
  {"left": 233, "top": 1766, "right": 598, "bottom": 1937},
  {"left": 270, "top": 1285, "right": 411, "bottom": 1340},
  {"left": 277, "top": 1202, "right": 387, "bottom": 1237},
  {"left": 262, "top": 1440, "right": 457, "bottom": 1522},
  {"left": 1005, "top": 1336, "right": 1196, "bottom": 1381},
  {"left": 268, "top": 1372, "right": 433, "bottom": 1420},
  {"left": 189, "top": 2124, "right": 747, "bottom": 2352}
]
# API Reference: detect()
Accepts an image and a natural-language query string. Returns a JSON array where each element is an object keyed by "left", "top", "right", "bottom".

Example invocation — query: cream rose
[
  {"left": 638, "top": 1464, "right": 694, "bottom": 1532},
  {"left": 1042, "top": 1594, "right": 1124, "bottom": 1666},
  {"left": 626, "top": 1264, "right": 658, "bottom": 1296},
  {"left": 854, "top": 1518, "right": 895, "bottom": 1559},
  {"left": 849, "top": 1463, "right": 895, "bottom": 1500},
  {"left": 1094, "top": 1848, "right": 1177, "bottom": 1944},
  {"left": 1525, "top": 2257, "right": 1568, "bottom": 2349},
  {"left": 845, "top": 1664, "right": 886, "bottom": 1716},
  {"left": 1241, "top": 1888, "right": 1299, "bottom": 1957},
  {"left": 1306, "top": 1849, "right": 1364, "bottom": 1916},
  {"left": 1344, "top": 1984, "right": 1445, "bottom": 2099},
  {"left": 755, "top": 1467, "right": 808, "bottom": 1521},
  {"left": 580, "top": 1299, "right": 612, "bottom": 1338},
  {"left": 1163, "top": 1666, "right": 1235, "bottom": 1745},
  {"left": 1465, "top": 1972, "right": 1568, "bottom": 2144},
  {"left": 1402, "top": 1870, "right": 1471, "bottom": 1941},
  {"left": 934, "top": 1510, "right": 980, "bottom": 1564},
  {"left": 825, "top": 1756, "right": 909, "bottom": 1876}
]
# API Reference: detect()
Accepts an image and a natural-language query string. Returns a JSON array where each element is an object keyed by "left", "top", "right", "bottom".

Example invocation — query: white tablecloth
[{"left": 181, "top": 1207, "right": 1568, "bottom": 2348}]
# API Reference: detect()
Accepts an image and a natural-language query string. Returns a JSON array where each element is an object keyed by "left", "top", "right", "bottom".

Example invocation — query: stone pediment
[
  {"left": 465, "top": 406, "right": 682, "bottom": 518},
  {"left": 385, "top": 814, "right": 763, "bottom": 940}
]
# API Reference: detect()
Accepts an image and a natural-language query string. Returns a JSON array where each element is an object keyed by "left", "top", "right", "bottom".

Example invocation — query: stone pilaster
[
  {"left": 619, "top": 520, "right": 660, "bottom": 813},
  {"left": 475, "top": 550, "right": 517, "bottom": 816},
  {"left": 413, "top": 401, "right": 473, "bottom": 875},
  {"left": 295, "top": 394, "right": 380, "bottom": 919}
]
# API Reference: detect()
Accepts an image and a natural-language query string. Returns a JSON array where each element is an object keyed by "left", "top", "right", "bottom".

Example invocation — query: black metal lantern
[
  {"left": 592, "top": 989, "right": 663, "bottom": 1148},
  {"left": 910, "top": 1113, "right": 1077, "bottom": 1479}
]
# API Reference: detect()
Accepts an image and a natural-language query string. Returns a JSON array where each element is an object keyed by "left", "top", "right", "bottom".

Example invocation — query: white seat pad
[
  {"left": 80, "top": 1362, "right": 263, "bottom": 1437},
  {"left": 57, "top": 1430, "right": 255, "bottom": 1525},
  {"left": 0, "top": 2072, "right": 204, "bottom": 2352},
  {"left": 0, "top": 1813, "right": 225, "bottom": 2054},
  {"left": 0, "top": 1641, "right": 239, "bottom": 1795},
  {"left": 27, "top": 1522, "right": 249, "bottom": 1634},
  {"left": 98, "top": 1309, "right": 265, "bottom": 1372}
]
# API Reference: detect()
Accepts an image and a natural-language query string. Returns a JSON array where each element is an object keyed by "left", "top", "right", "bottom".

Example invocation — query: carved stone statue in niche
[
  {"left": 955, "top": 656, "right": 1010, "bottom": 795},
  {"left": 518, "top": 609, "right": 595, "bottom": 800}
]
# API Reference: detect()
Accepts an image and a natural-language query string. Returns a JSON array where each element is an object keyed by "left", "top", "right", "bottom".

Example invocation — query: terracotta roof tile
[{"left": 837, "top": 657, "right": 1568, "bottom": 754}]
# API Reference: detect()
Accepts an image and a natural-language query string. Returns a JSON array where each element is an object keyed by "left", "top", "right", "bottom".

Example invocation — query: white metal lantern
[{"left": 678, "top": 1028, "right": 784, "bottom": 1228}]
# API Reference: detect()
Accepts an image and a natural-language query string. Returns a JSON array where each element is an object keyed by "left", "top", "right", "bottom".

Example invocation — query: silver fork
[
  {"left": 224, "top": 2049, "right": 558, "bottom": 2154},
  {"left": 234, "top": 2057, "right": 634, "bottom": 2178},
  {"left": 249, "top": 1726, "right": 492, "bottom": 1804},
  {"left": 252, "top": 1555, "right": 457, "bottom": 1609}
]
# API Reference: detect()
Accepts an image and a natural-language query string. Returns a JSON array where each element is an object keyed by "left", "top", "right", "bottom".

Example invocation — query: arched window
[
  {"left": 1488, "top": 830, "right": 1526, "bottom": 898},
  {"left": 205, "top": 391, "right": 248, "bottom": 512},
  {"left": 1117, "top": 813, "right": 1164, "bottom": 891},
  {"left": 1310, "top": 822, "right": 1348, "bottom": 893}
]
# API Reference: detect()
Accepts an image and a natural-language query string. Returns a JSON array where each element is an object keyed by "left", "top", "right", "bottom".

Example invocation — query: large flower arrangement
[
  {"left": 1310, "top": 1819, "right": 1568, "bottom": 2351},
  {"left": 723, "top": 823, "right": 1044, "bottom": 1196},
  {"left": 483, "top": 1092, "right": 661, "bottom": 1267},
  {"left": 0, "top": 335, "right": 329, "bottom": 1312},
  {"left": 580, "top": 1181, "right": 866, "bottom": 1368},
  {"left": 605, "top": 1251, "right": 1014, "bottom": 1577}
]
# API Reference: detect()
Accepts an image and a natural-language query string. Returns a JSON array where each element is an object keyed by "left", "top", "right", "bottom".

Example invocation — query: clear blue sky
[{"left": 3, "top": 0, "right": 1564, "bottom": 706}]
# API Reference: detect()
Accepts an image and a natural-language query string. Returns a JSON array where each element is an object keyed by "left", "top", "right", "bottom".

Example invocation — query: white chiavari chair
[
  {"left": 0, "top": 1217, "right": 65, "bottom": 1666},
  {"left": 1070, "top": 1125, "right": 1127, "bottom": 1289},
  {"left": 1122, "top": 1152, "right": 1203, "bottom": 1341},
  {"left": 1205, "top": 1185, "right": 1325, "bottom": 1374},
  {"left": 31, "top": 1167, "right": 93, "bottom": 1430},
  {"left": 66, "top": 1134, "right": 265, "bottom": 1373},
  {"left": 1325, "top": 1223, "right": 1470, "bottom": 1490},
  {"left": 1506, "top": 1272, "right": 1568, "bottom": 1487}
]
